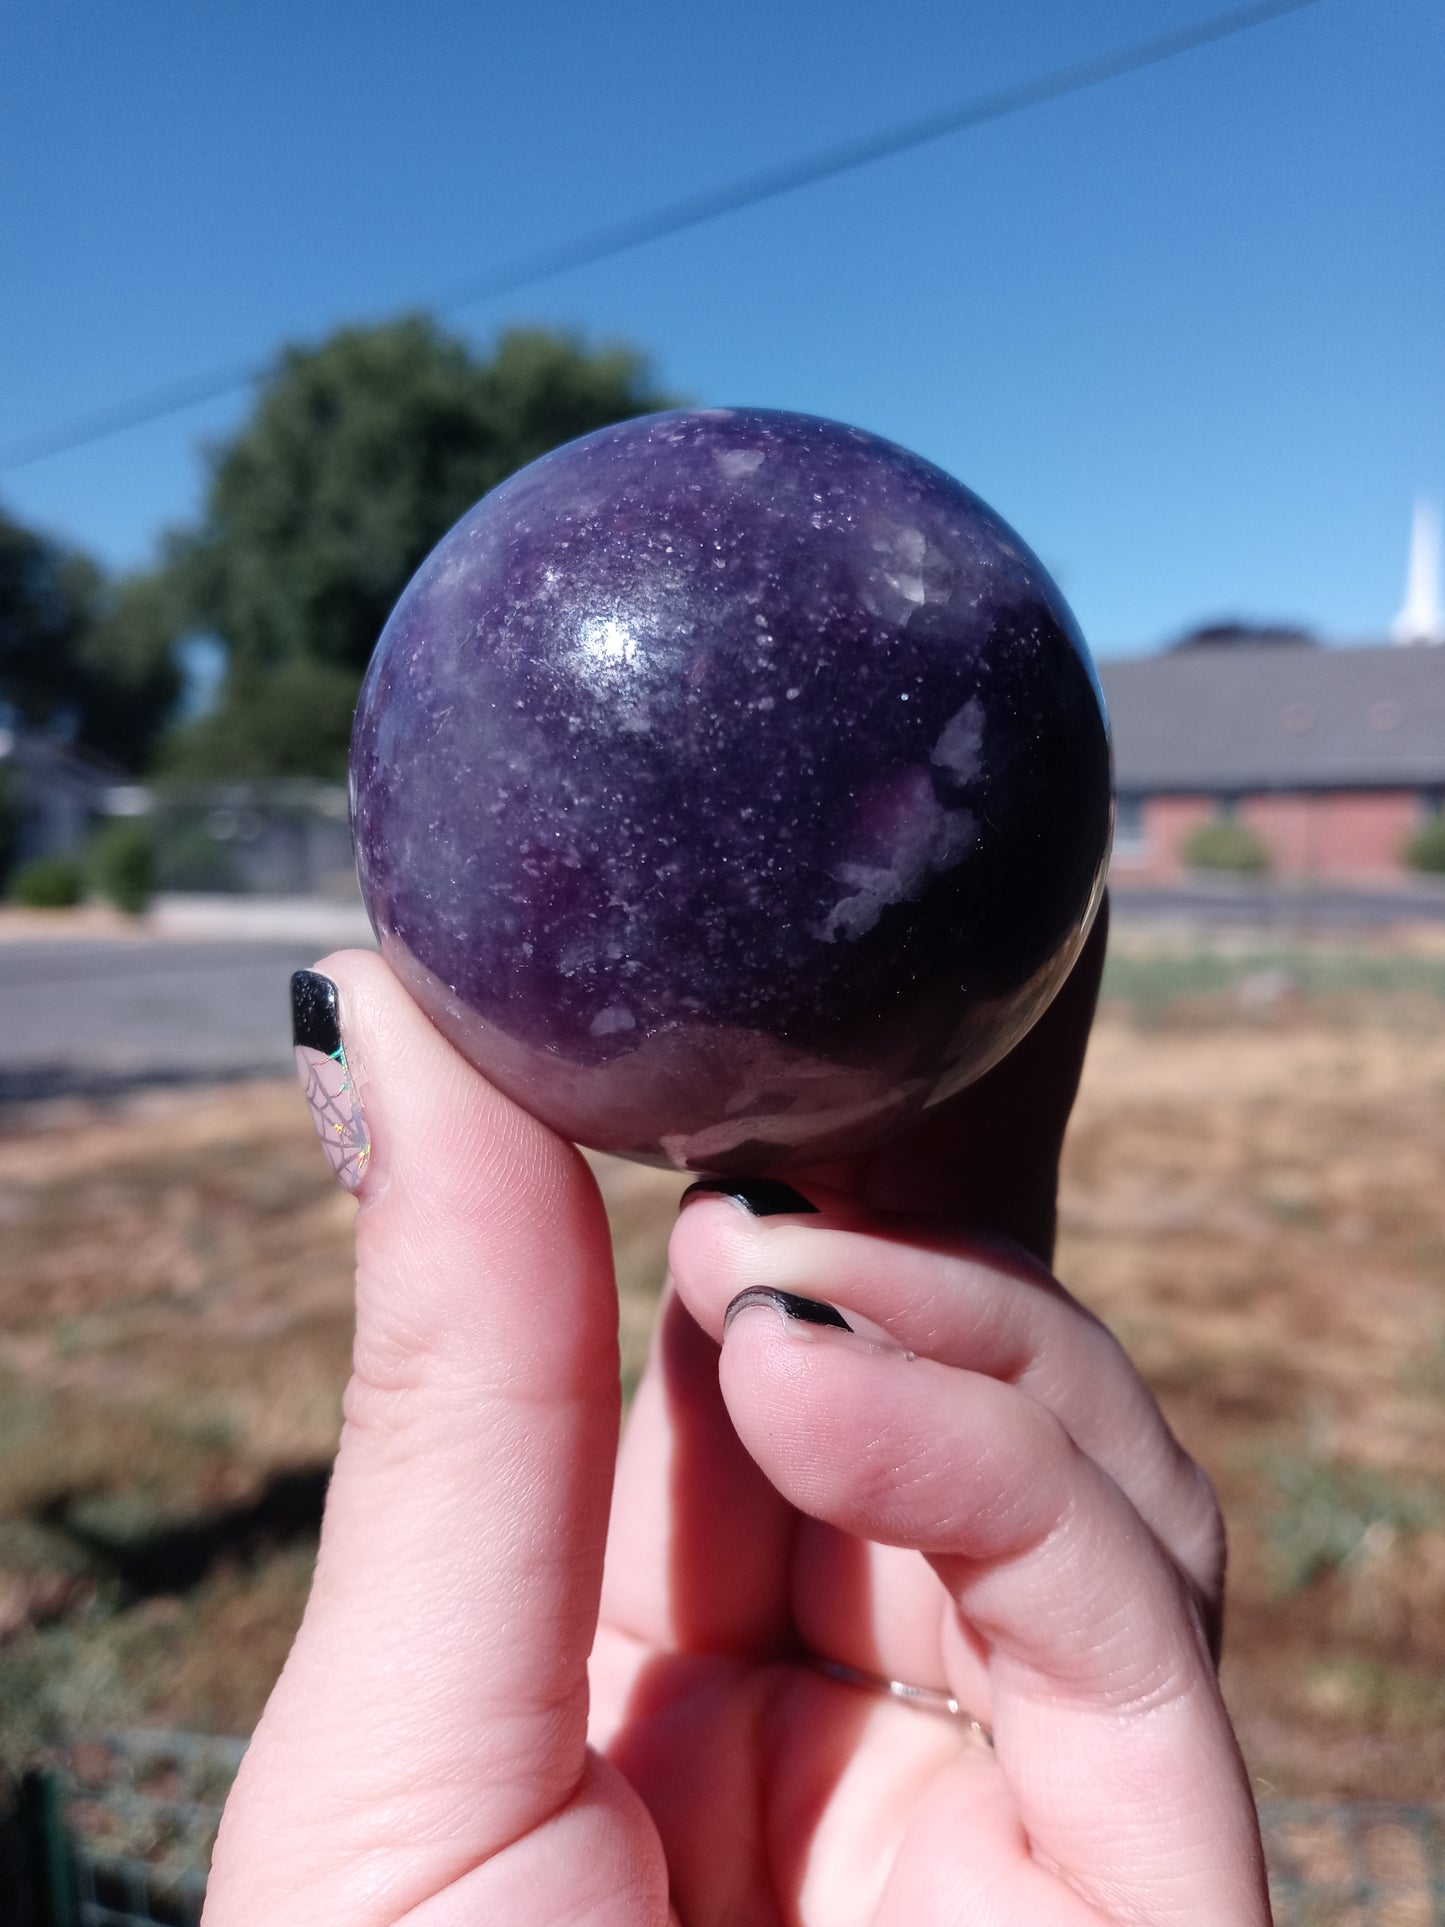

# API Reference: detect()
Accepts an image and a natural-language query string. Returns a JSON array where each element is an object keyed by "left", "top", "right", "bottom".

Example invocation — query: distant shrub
[
  {"left": 1402, "top": 816, "right": 1445, "bottom": 875},
  {"left": 86, "top": 817, "right": 157, "bottom": 914},
  {"left": 1181, "top": 818, "right": 1270, "bottom": 876},
  {"left": 9, "top": 853, "right": 84, "bottom": 908}
]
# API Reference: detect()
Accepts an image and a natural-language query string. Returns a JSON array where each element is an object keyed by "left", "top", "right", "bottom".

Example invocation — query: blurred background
[{"left": 2, "top": 0, "right": 1442, "bottom": 1918}]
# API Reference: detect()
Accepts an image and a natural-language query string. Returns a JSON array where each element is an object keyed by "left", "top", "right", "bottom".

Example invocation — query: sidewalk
[
  {"left": 150, "top": 893, "right": 376, "bottom": 946},
  {"left": 0, "top": 894, "right": 377, "bottom": 948}
]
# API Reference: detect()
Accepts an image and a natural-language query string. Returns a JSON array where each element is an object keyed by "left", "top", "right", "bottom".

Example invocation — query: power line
[{"left": 1, "top": 0, "right": 1325, "bottom": 474}]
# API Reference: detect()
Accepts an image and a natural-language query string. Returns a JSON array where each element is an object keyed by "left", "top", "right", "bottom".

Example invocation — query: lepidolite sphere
[{"left": 351, "top": 408, "right": 1111, "bottom": 1174}]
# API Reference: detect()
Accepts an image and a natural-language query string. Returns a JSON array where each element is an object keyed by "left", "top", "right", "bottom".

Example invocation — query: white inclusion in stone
[
  {"left": 890, "top": 527, "right": 932, "bottom": 601},
  {"left": 716, "top": 448, "right": 765, "bottom": 481},
  {"left": 861, "top": 522, "right": 933, "bottom": 618},
  {"left": 816, "top": 774, "right": 976, "bottom": 944},
  {"left": 590, "top": 1004, "right": 636, "bottom": 1037},
  {"left": 930, "top": 698, "right": 985, "bottom": 785}
]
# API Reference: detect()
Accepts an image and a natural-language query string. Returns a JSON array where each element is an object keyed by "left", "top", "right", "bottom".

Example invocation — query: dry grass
[
  {"left": 1055, "top": 1002, "right": 1445, "bottom": 1799},
  {"left": 1, "top": 934, "right": 1442, "bottom": 1802}
]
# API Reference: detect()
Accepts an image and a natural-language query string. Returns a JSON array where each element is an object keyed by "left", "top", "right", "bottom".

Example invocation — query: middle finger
[{"left": 670, "top": 1184, "right": 1223, "bottom": 1655}]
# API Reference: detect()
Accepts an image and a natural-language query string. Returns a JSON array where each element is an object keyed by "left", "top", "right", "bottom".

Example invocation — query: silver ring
[{"left": 815, "top": 1658, "right": 994, "bottom": 1747}]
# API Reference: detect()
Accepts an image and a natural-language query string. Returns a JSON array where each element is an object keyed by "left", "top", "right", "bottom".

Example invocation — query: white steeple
[{"left": 1392, "top": 497, "right": 1445, "bottom": 645}]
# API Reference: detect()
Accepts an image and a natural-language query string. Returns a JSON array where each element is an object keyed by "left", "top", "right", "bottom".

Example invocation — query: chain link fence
[
  {"left": 2, "top": 1732, "right": 241, "bottom": 1927},
  {"left": 120, "top": 782, "right": 359, "bottom": 900},
  {"left": 1264, "top": 1802, "right": 1445, "bottom": 1925},
  {"left": 3, "top": 1733, "right": 1443, "bottom": 1923}
]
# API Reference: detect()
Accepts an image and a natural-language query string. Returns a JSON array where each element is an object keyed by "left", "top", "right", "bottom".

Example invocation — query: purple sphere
[{"left": 351, "top": 408, "right": 1111, "bottom": 1174}]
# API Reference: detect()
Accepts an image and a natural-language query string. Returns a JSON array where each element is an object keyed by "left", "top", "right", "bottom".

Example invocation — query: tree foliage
[
  {"left": 0, "top": 509, "right": 100, "bottom": 732},
  {"left": 1170, "top": 620, "right": 1317, "bottom": 651},
  {"left": 78, "top": 571, "right": 187, "bottom": 768},
  {"left": 0, "top": 507, "right": 181, "bottom": 770},
  {"left": 162, "top": 658, "right": 366, "bottom": 780},
  {"left": 166, "top": 318, "right": 676, "bottom": 775}
]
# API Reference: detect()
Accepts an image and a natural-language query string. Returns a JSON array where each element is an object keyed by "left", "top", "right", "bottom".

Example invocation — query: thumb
[{"left": 205, "top": 952, "right": 632, "bottom": 1923}]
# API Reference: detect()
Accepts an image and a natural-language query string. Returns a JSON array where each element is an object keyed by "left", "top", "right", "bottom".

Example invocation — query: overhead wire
[{"left": 0, "top": 0, "right": 1325, "bottom": 473}]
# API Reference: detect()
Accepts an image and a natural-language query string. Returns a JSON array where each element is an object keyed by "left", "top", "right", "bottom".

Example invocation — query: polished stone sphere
[{"left": 351, "top": 408, "right": 1111, "bottom": 1173}]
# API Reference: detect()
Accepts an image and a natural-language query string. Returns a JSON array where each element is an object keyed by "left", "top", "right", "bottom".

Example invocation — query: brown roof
[{"left": 1096, "top": 644, "right": 1445, "bottom": 794}]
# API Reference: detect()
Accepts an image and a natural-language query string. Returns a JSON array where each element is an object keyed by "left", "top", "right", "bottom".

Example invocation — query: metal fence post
[{"left": 12, "top": 1772, "right": 78, "bottom": 1927}]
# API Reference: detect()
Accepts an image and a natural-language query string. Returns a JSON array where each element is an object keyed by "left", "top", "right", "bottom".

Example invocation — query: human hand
[{"left": 205, "top": 912, "right": 1268, "bottom": 1924}]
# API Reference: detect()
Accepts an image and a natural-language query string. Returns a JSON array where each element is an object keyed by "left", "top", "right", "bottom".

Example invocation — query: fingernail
[
  {"left": 724, "top": 1288, "right": 852, "bottom": 1336},
  {"left": 681, "top": 1178, "right": 820, "bottom": 1217},
  {"left": 292, "top": 970, "right": 371, "bottom": 1193}
]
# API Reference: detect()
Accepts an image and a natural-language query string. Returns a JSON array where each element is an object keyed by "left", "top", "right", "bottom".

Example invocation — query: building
[
  {"left": 1099, "top": 641, "right": 1445, "bottom": 884},
  {"left": 1100, "top": 503, "right": 1445, "bottom": 886},
  {"left": 0, "top": 727, "right": 120, "bottom": 871}
]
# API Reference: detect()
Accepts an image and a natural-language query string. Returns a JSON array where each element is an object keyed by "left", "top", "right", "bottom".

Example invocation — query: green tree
[
  {"left": 0, "top": 506, "right": 180, "bottom": 770},
  {"left": 164, "top": 317, "right": 675, "bottom": 776},
  {"left": 0, "top": 509, "right": 102, "bottom": 735},
  {"left": 163, "top": 658, "right": 365, "bottom": 779},
  {"left": 77, "top": 570, "right": 185, "bottom": 769}
]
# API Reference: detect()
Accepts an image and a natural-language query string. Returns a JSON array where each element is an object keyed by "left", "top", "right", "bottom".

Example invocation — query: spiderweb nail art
[{"left": 296, "top": 1044, "right": 371, "bottom": 1191}]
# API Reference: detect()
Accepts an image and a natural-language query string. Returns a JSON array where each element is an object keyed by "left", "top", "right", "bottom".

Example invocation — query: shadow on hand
[
  {"left": 813, "top": 896, "right": 1110, "bottom": 1264},
  {"left": 607, "top": 1291, "right": 876, "bottom": 1921}
]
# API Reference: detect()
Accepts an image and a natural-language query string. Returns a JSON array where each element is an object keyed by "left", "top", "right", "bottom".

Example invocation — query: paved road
[
  {"left": 0, "top": 939, "right": 376, "bottom": 1104},
  {"left": 1110, "top": 880, "right": 1445, "bottom": 927}
]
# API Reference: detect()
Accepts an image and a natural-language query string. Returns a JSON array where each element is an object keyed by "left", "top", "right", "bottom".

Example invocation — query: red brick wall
[
  {"left": 1109, "top": 790, "right": 1428, "bottom": 884},
  {"left": 1111, "top": 796, "right": 1213, "bottom": 883},
  {"left": 1243, "top": 793, "right": 1422, "bottom": 880}
]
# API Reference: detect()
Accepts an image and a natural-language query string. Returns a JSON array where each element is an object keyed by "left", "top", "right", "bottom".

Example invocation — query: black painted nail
[
  {"left": 680, "top": 1178, "right": 820, "bottom": 1217},
  {"left": 724, "top": 1288, "right": 853, "bottom": 1335},
  {"left": 291, "top": 971, "right": 371, "bottom": 1193},
  {"left": 292, "top": 969, "right": 342, "bottom": 1054}
]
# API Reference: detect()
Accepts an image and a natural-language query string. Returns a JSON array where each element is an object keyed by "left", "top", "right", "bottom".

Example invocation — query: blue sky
[{"left": 2, "top": 0, "right": 1440, "bottom": 657}]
